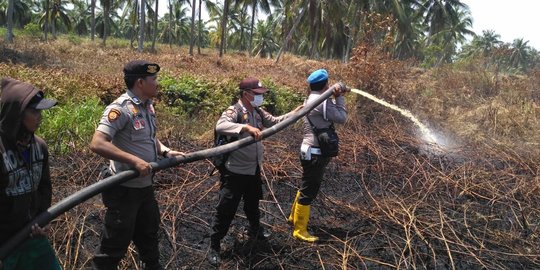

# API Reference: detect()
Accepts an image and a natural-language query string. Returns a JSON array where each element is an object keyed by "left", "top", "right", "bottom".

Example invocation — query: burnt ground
[{"left": 46, "top": 119, "right": 540, "bottom": 270}]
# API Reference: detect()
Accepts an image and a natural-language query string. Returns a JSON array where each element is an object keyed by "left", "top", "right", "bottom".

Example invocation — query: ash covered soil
[{"left": 48, "top": 119, "right": 540, "bottom": 270}]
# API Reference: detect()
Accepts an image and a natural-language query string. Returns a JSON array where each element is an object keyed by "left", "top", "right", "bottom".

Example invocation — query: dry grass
[{"left": 1, "top": 36, "right": 539, "bottom": 269}]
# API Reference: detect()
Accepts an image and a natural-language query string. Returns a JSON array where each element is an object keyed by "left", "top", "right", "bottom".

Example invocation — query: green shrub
[
  {"left": 22, "top": 23, "right": 41, "bottom": 38},
  {"left": 66, "top": 34, "right": 83, "bottom": 45},
  {"left": 107, "top": 38, "right": 131, "bottom": 49},
  {"left": 160, "top": 74, "right": 238, "bottom": 117},
  {"left": 159, "top": 75, "right": 303, "bottom": 120},
  {"left": 39, "top": 97, "right": 104, "bottom": 154},
  {"left": 261, "top": 79, "right": 304, "bottom": 115}
]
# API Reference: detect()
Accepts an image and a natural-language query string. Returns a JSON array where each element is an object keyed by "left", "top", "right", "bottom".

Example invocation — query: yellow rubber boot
[
  {"left": 293, "top": 204, "right": 319, "bottom": 242},
  {"left": 287, "top": 191, "right": 300, "bottom": 224}
]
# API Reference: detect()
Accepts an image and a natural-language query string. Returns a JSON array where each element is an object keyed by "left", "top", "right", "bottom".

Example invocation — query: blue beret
[{"left": 307, "top": 69, "right": 328, "bottom": 84}]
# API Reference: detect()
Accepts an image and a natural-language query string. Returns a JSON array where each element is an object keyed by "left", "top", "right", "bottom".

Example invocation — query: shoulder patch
[{"left": 108, "top": 108, "right": 122, "bottom": 122}]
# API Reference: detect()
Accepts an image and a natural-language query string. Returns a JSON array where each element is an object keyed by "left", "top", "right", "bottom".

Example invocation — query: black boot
[
  {"left": 142, "top": 261, "right": 164, "bottom": 270},
  {"left": 207, "top": 240, "right": 221, "bottom": 266},
  {"left": 247, "top": 226, "right": 269, "bottom": 241},
  {"left": 91, "top": 255, "right": 121, "bottom": 270}
]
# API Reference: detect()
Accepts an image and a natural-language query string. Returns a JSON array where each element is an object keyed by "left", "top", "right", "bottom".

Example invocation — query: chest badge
[{"left": 133, "top": 119, "right": 146, "bottom": 130}]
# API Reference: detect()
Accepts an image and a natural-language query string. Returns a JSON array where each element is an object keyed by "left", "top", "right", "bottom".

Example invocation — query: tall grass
[{"left": 40, "top": 97, "right": 104, "bottom": 154}]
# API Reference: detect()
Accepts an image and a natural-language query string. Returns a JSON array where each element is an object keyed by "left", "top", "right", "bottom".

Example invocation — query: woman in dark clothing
[{"left": 0, "top": 78, "right": 61, "bottom": 270}]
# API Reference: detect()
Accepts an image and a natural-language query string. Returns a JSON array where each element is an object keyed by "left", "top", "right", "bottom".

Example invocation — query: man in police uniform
[
  {"left": 288, "top": 69, "right": 348, "bottom": 243},
  {"left": 90, "top": 60, "right": 183, "bottom": 270},
  {"left": 207, "top": 77, "right": 302, "bottom": 265}
]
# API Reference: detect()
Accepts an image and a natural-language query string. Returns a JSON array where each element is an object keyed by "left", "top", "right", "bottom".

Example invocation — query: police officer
[
  {"left": 207, "top": 77, "right": 302, "bottom": 265},
  {"left": 288, "top": 69, "right": 348, "bottom": 242},
  {"left": 90, "top": 60, "right": 183, "bottom": 270}
]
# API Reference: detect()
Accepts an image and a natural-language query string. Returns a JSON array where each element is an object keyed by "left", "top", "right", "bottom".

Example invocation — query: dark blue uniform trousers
[
  {"left": 299, "top": 155, "right": 332, "bottom": 205},
  {"left": 210, "top": 167, "right": 263, "bottom": 247},
  {"left": 92, "top": 185, "right": 161, "bottom": 270}
]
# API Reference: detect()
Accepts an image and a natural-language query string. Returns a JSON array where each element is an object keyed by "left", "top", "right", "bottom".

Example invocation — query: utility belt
[{"left": 300, "top": 144, "right": 321, "bottom": 160}]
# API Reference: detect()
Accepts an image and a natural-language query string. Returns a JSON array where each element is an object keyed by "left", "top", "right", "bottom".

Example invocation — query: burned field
[{"left": 48, "top": 115, "right": 540, "bottom": 269}]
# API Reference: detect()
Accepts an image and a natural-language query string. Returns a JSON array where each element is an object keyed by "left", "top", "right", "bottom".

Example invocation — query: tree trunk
[
  {"left": 275, "top": 5, "right": 306, "bottom": 63},
  {"left": 343, "top": 1, "right": 359, "bottom": 63},
  {"left": 91, "top": 0, "right": 96, "bottom": 41},
  {"left": 189, "top": 0, "right": 196, "bottom": 55},
  {"left": 44, "top": 0, "right": 49, "bottom": 41},
  {"left": 197, "top": 0, "right": 202, "bottom": 54},
  {"left": 309, "top": 4, "right": 320, "bottom": 58},
  {"left": 219, "top": 0, "right": 230, "bottom": 58},
  {"left": 248, "top": 1, "right": 256, "bottom": 56},
  {"left": 5, "top": 0, "right": 14, "bottom": 42},
  {"left": 151, "top": 0, "right": 158, "bottom": 52},
  {"left": 138, "top": 0, "right": 146, "bottom": 52},
  {"left": 52, "top": 16, "right": 56, "bottom": 38},
  {"left": 169, "top": 0, "right": 173, "bottom": 48},
  {"left": 102, "top": 0, "right": 109, "bottom": 46}
]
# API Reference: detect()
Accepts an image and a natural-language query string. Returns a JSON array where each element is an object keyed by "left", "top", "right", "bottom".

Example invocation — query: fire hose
[{"left": 0, "top": 83, "right": 344, "bottom": 263}]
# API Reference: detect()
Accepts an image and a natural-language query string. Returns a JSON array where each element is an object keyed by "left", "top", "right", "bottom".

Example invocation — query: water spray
[{"left": 350, "top": 88, "right": 439, "bottom": 145}]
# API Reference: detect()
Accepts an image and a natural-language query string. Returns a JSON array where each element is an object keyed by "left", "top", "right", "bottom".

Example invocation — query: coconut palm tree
[
  {"left": 37, "top": 0, "right": 72, "bottom": 38},
  {"left": 150, "top": 0, "right": 159, "bottom": 51},
  {"left": 69, "top": 0, "right": 91, "bottom": 35},
  {"left": 101, "top": 0, "right": 111, "bottom": 45},
  {"left": 159, "top": 0, "right": 190, "bottom": 46},
  {"left": 241, "top": 0, "right": 277, "bottom": 56},
  {"left": 510, "top": 38, "right": 531, "bottom": 72},
  {"left": 252, "top": 14, "right": 279, "bottom": 58},
  {"left": 421, "top": 0, "right": 467, "bottom": 40},
  {"left": 473, "top": 30, "right": 503, "bottom": 57},
  {"left": 227, "top": 3, "right": 249, "bottom": 51},
  {"left": 219, "top": 0, "right": 230, "bottom": 57},
  {"left": 0, "top": 0, "right": 32, "bottom": 27},
  {"left": 189, "top": 0, "right": 196, "bottom": 55},
  {"left": 427, "top": 7, "right": 474, "bottom": 64},
  {"left": 91, "top": 0, "right": 96, "bottom": 40},
  {"left": 275, "top": 0, "right": 306, "bottom": 62},
  {"left": 116, "top": 0, "right": 138, "bottom": 47},
  {"left": 5, "top": 0, "right": 14, "bottom": 42}
]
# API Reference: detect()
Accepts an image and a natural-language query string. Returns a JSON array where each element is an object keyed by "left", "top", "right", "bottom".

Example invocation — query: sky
[{"left": 461, "top": 0, "right": 540, "bottom": 50}]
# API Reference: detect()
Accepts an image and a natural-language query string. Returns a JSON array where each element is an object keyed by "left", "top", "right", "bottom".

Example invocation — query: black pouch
[
  {"left": 307, "top": 114, "right": 340, "bottom": 157},
  {"left": 314, "top": 125, "right": 339, "bottom": 157}
]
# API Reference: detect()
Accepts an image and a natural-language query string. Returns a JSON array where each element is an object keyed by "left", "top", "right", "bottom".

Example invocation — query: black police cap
[{"left": 123, "top": 60, "right": 160, "bottom": 77}]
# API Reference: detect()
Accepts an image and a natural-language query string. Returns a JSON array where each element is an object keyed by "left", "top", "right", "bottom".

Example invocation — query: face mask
[{"left": 250, "top": 94, "right": 264, "bottom": 107}]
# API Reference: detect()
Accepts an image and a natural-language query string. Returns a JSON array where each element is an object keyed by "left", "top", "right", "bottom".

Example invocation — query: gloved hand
[
  {"left": 339, "top": 82, "right": 350, "bottom": 93},
  {"left": 332, "top": 82, "right": 349, "bottom": 97}
]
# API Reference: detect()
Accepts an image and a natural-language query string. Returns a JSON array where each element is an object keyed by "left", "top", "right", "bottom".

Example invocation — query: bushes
[
  {"left": 159, "top": 74, "right": 303, "bottom": 117},
  {"left": 40, "top": 97, "right": 104, "bottom": 154}
]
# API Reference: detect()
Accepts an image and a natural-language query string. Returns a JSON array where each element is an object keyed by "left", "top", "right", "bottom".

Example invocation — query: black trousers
[
  {"left": 299, "top": 155, "right": 332, "bottom": 205},
  {"left": 92, "top": 185, "right": 161, "bottom": 270},
  {"left": 210, "top": 167, "right": 263, "bottom": 244}
]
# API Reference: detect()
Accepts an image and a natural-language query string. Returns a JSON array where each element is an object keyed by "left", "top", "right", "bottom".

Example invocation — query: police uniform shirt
[
  {"left": 96, "top": 90, "right": 158, "bottom": 188},
  {"left": 302, "top": 94, "right": 347, "bottom": 147},
  {"left": 215, "top": 100, "right": 291, "bottom": 175}
]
